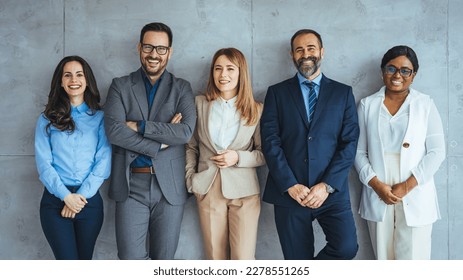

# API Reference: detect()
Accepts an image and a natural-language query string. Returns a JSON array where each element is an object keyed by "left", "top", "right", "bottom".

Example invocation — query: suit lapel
[
  {"left": 199, "top": 97, "right": 218, "bottom": 153},
  {"left": 310, "top": 75, "right": 331, "bottom": 126},
  {"left": 149, "top": 71, "right": 171, "bottom": 120},
  {"left": 131, "top": 69, "right": 149, "bottom": 120},
  {"left": 227, "top": 118, "right": 249, "bottom": 150},
  {"left": 288, "top": 75, "right": 310, "bottom": 129},
  {"left": 202, "top": 100, "right": 218, "bottom": 153}
]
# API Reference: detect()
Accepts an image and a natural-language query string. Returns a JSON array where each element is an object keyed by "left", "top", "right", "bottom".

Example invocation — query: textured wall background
[{"left": 0, "top": 0, "right": 461, "bottom": 260}]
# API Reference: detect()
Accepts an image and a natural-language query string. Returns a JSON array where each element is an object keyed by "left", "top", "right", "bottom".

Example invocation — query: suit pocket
[{"left": 191, "top": 168, "right": 217, "bottom": 195}]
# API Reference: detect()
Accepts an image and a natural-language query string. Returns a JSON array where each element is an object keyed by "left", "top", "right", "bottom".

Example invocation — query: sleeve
[
  {"left": 185, "top": 120, "right": 200, "bottom": 191},
  {"left": 354, "top": 98, "right": 378, "bottom": 187},
  {"left": 142, "top": 81, "right": 196, "bottom": 146},
  {"left": 410, "top": 100, "right": 446, "bottom": 184},
  {"left": 77, "top": 116, "right": 112, "bottom": 198},
  {"left": 34, "top": 115, "right": 71, "bottom": 200}
]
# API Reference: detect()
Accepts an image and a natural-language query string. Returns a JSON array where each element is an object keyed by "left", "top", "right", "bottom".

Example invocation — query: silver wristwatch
[{"left": 324, "top": 183, "right": 335, "bottom": 194}]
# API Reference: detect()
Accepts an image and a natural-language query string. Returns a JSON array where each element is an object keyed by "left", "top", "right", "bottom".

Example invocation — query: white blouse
[
  {"left": 209, "top": 96, "right": 240, "bottom": 151},
  {"left": 379, "top": 98, "right": 410, "bottom": 153}
]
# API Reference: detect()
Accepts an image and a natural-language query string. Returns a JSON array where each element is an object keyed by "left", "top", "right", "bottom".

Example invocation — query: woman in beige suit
[{"left": 186, "top": 48, "right": 264, "bottom": 260}]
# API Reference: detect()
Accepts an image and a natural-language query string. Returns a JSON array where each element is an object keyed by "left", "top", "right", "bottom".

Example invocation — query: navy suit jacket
[{"left": 261, "top": 74, "right": 359, "bottom": 208}]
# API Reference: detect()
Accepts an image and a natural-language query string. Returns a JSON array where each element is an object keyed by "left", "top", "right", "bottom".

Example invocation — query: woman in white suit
[
  {"left": 355, "top": 45, "right": 445, "bottom": 260},
  {"left": 186, "top": 48, "right": 265, "bottom": 259}
]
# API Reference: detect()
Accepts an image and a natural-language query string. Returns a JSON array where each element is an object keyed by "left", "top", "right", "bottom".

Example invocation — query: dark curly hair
[{"left": 43, "top": 55, "right": 101, "bottom": 133}]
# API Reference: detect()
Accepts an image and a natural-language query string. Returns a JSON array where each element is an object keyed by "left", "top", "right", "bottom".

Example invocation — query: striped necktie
[{"left": 305, "top": 81, "right": 318, "bottom": 123}]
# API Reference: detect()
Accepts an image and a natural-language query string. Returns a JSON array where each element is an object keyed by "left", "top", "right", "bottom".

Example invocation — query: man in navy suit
[{"left": 261, "top": 29, "right": 359, "bottom": 260}]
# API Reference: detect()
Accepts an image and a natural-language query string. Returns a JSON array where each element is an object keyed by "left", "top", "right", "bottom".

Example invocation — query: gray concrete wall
[{"left": 0, "top": 0, "right": 461, "bottom": 260}]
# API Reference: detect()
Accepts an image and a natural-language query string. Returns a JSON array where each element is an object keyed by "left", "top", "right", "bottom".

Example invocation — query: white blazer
[{"left": 355, "top": 86, "right": 445, "bottom": 226}]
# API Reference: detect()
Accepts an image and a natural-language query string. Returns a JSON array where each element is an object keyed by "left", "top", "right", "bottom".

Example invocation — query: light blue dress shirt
[
  {"left": 35, "top": 102, "right": 111, "bottom": 200},
  {"left": 297, "top": 72, "right": 322, "bottom": 119}
]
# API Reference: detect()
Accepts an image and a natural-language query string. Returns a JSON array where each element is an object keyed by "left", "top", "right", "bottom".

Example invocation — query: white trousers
[{"left": 367, "top": 153, "right": 433, "bottom": 260}]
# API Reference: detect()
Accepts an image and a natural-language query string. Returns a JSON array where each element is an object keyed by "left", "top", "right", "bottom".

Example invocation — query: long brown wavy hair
[
  {"left": 43, "top": 56, "right": 101, "bottom": 133},
  {"left": 205, "top": 48, "right": 260, "bottom": 126}
]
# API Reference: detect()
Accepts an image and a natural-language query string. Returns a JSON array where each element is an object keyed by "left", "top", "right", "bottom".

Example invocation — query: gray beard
[{"left": 295, "top": 57, "right": 321, "bottom": 79}]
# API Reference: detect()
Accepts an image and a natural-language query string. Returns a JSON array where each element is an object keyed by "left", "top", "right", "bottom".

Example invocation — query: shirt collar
[
  {"left": 297, "top": 72, "right": 322, "bottom": 87},
  {"left": 142, "top": 70, "right": 164, "bottom": 88},
  {"left": 72, "top": 102, "right": 89, "bottom": 114},
  {"left": 217, "top": 95, "right": 237, "bottom": 108}
]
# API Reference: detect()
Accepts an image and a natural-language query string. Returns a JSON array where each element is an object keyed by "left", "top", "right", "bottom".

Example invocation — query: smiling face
[
  {"left": 138, "top": 31, "right": 172, "bottom": 82},
  {"left": 382, "top": 55, "right": 416, "bottom": 95},
  {"left": 291, "top": 33, "right": 324, "bottom": 80},
  {"left": 213, "top": 54, "right": 239, "bottom": 98},
  {"left": 61, "top": 61, "right": 86, "bottom": 105}
]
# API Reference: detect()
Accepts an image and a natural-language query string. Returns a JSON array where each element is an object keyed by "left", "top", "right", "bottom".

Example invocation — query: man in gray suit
[{"left": 104, "top": 22, "right": 196, "bottom": 260}]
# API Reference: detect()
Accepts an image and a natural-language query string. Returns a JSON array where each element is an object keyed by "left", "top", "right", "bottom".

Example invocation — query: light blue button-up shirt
[
  {"left": 297, "top": 72, "right": 322, "bottom": 118},
  {"left": 35, "top": 102, "right": 111, "bottom": 200}
]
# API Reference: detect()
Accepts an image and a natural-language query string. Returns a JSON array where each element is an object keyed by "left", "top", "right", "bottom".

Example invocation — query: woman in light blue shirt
[{"left": 35, "top": 56, "right": 111, "bottom": 259}]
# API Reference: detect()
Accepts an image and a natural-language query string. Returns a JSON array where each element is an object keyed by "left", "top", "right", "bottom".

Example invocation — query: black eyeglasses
[
  {"left": 383, "top": 65, "right": 414, "bottom": 78},
  {"left": 141, "top": 44, "right": 170, "bottom": 55}
]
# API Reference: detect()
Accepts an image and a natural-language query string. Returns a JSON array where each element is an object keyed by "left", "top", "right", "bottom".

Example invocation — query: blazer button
[
  {"left": 403, "top": 142, "right": 410, "bottom": 148},
  {"left": 130, "top": 153, "right": 136, "bottom": 158},
  {"left": 308, "top": 136, "right": 312, "bottom": 141}
]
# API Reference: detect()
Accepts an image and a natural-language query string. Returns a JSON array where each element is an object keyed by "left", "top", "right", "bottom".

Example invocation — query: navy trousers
[
  {"left": 40, "top": 187, "right": 104, "bottom": 260},
  {"left": 274, "top": 199, "right": 358, "bottom": 260}
]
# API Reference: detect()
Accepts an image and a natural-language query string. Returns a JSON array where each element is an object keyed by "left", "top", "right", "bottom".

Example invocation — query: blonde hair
[{"left": 205, "top": 48, "right": 259, "bottom": 126}]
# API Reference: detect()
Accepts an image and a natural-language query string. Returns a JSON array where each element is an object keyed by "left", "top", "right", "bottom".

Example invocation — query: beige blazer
[{"left": 185, "top": 95, "right": 265, "bottom": 199}]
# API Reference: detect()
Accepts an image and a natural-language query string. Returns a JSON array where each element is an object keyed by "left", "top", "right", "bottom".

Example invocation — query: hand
[
  {"left": 302, "top": 183, "right": 329, "bottom": 209},
  {"left": 287, "top": 184, "right": 311, "bottom": 206},
  {"left": 63, "top": 193, "right": 87, "bottom": 214},
  {"left": 391, "top": 182, "right": 408, "bottom": 198},
  {"left": 392, "top": 176, "right": 417, "bottom": 198},
  {"left": 170, "top": 113, "right": 182, "bottom": 124},
  {"left": 161, "top": 113, "right": 183, "bottom": 150},
  {"left": 210, "top": 150, "right": 239, "bottom": 168},
  {"left": 61, "top": 205, "right": 76, "bottom": 219},
  {"left": 369, "top": 178, "right": 401, "bottom": 205},
  {"left": 126, "top": 121, "right": 138, "bottom": 132}
]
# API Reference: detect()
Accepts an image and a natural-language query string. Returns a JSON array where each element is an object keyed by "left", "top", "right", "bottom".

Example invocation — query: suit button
[
  {"left": 304, "top": 159, "right": 308, "bottom": 163},
  {"left": 403, "top": 142, "right": 410, "bottom": 148},
  {"left": 130, "top": 154, "right": 136, "bottom": 158},
  {"left": 308, "top": 136, "right": 312, "bottom": 141}
]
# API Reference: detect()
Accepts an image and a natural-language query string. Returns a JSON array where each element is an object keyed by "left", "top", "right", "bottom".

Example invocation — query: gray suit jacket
[
  {"left": 185, "top": 95, "right": 265, "bottom": 199},
  {"left": 104, "top": 68, "right": 196, "bottom": 205}
]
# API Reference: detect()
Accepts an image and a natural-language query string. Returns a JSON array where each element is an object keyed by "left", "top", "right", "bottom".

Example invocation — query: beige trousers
[
  {"left": 195, "top": 175, "right": 260, "bottom": 260},
  {"left": 368, "top": 153, "right": 433, "bottom": 260}
]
